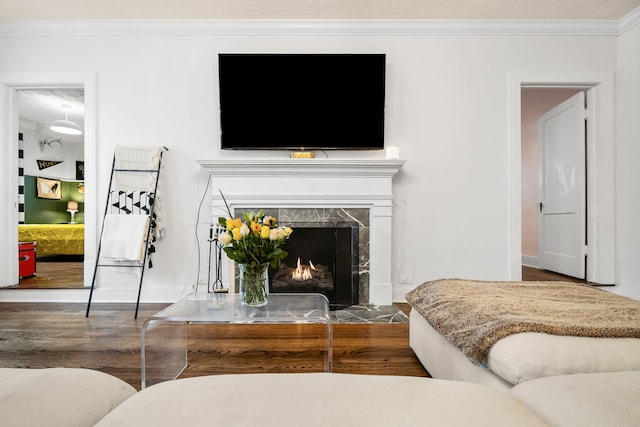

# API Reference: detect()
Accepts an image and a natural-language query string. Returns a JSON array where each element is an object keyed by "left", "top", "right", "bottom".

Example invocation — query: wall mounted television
[{"left": 218, "top": 53, "right": 386, "bottom": 151}]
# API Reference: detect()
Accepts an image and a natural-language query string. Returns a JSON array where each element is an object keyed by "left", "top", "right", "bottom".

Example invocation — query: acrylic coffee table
[{"left": 141, "top": 292, "right": 332, "bottom": 388}]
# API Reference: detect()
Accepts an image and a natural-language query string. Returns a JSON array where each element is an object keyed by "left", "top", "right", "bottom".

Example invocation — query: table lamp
[{"left": 67, "top": 201, "right": 79, "bottom": 224}]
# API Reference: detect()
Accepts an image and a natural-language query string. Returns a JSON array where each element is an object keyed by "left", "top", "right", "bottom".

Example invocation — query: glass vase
[{"left": 239, "top": 263, "right": 269, "bottom": 307}]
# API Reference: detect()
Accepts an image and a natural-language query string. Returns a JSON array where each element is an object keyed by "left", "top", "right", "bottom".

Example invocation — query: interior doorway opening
[
  {"left": 15, "top": 88, "right": 85, "bottom": 289},
  {"left": 510, "top": 72, "right": 615, "bottom": 286},
  {"left": 520, "top": 87, "right": 583, "bottom": 278},
  {"left": 0, "top": 72, "right": 96, "bottom": 295}
]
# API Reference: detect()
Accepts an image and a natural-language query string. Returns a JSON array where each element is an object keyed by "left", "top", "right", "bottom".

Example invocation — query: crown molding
[
  {"left": 0, "top": 19, "right": 625, "bottom": 38},
  {"left": 619, "top": 7, "right": 640, "bottom": 34}
]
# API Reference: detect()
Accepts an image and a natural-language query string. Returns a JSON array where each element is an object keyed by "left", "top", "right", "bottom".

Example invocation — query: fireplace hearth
[{"left": 268, "top": 222, "right": 359, "bottom": 309}]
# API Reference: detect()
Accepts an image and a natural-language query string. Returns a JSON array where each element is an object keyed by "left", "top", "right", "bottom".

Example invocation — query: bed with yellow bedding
[{"left": 18, "top": 224, "right": 84, "bottom": 257}]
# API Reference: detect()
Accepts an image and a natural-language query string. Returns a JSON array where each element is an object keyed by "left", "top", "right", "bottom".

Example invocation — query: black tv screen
[{"left": 218, "top": 53, "right": 386, "bottom": 150}]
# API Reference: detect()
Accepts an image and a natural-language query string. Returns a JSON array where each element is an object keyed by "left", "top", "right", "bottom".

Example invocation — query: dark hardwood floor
[
  {"left": 1, "top": 264, "right": 595, "bottom": 391},
  {"left": 11, "top": 259, "right": 84, "bottom": 289},
  {"left": 522, "top": 265, "right": 594, "bottom": 284},
  {"left": 0, "top": 301, "right": 428, "bottom": 390}
]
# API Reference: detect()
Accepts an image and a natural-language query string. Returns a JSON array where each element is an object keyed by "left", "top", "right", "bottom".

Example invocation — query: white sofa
[
  {"left": 2, "top": 368, "right": 639, "bottom": 426},
  {"left": 0, "top": 368, "right": 136, "bottom": 427},
  {"left": 95, "top": 373, "right": 545, "bottom": 427},
  {"left": 509, "top": 371, "right": 640, "bottom": 427}
]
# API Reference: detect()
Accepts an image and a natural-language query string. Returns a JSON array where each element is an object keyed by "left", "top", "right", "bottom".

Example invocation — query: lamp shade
[
  {"left": 50, "top": 104, "right": 83, "bottom": 135},
  {"left": 50, "top": 119, "right": 83, "bottom": 135},
  {"left": 67, "top": 201, "right": 79, "bottom": 211}
]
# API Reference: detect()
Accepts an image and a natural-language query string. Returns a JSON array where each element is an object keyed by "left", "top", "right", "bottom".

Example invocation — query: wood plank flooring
[
  {"left": 1, "top": 264, "right": 597, "bottom": 391},
  {"left": 12, "top": 260, "right": 84, "bottom": 289},
  {"left": 522, "top": 265, "right": 596, "bottom": 284},
  {"left": 0, "top": 302, "right": 428, "bottom": 390}
]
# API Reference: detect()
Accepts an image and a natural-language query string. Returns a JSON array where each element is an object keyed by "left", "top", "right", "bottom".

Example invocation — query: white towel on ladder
[{"left": 101, "top": 214, "right": 150, "bottom": 262}]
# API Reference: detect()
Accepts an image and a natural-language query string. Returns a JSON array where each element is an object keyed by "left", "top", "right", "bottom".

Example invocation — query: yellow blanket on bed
[
  {"left": 406, "top": 278, "right": 640, "bottom": 365},
  {"left": 18, "top": 224, "right": 84, "bottom": 256}
]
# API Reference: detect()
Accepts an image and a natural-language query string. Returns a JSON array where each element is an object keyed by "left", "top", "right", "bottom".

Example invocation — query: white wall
[
  {"left": 20, "top": 127, "right": 84, "bottom": 181},
  {"left": 615, "top": 20, "right": 640, "bottom": 299},
  {"left": 0, "top": 21, "right": 630, "bottom": 303}
]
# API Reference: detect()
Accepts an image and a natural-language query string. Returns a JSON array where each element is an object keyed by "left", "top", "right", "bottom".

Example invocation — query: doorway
[
  {"left": 509, "top": 72, "right": 615, "bottom": 285},
  {"left": 0, "top": 72, "right": 97, "bottom": 295},
  {"left": 521, "top": 87, "right": 583, "bottom": 278},
  {"left": 14, "top": 88, "right": 85, "bottom": 289}
]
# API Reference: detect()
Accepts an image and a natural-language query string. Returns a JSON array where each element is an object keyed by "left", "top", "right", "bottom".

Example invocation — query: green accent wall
[{"left": 24, "top": 175, "right": 84, "bottom": 224}]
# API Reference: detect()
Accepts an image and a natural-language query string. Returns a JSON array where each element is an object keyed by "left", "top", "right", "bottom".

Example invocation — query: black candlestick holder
[{"left": 208, "top": 224, "right": 228, "bottom": 293}]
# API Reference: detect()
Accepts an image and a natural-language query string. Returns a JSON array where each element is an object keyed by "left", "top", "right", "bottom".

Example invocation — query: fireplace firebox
[{"left": 269, "top": 222, "right": 359, "bottom": 309}]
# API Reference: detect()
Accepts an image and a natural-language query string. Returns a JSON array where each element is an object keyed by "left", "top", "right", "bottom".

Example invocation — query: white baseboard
[
  {"left": 0, "top": 286, "right": 187, "bottom": 304},
  {"left": 0, "top": 288, "right": 90, "bottom": 303},
  {"left": 522, "top": 256, "right": 539, "bottom": 268},
  {"left": 393, "top": 284, "right": 415, "bottom": 303}
]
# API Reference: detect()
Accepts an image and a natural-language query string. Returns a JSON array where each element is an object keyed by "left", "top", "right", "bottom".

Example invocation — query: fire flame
[{"left": 292, "top": 257, "right": 317, "bottom": 281}]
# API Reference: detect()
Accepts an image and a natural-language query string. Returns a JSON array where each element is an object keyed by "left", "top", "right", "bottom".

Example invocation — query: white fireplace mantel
[
  {"left": 198, "top": 158, "right": 404, "bottom": 176},
  {"left": 197, "top": 158, "right": 405, "bottom": 305}
]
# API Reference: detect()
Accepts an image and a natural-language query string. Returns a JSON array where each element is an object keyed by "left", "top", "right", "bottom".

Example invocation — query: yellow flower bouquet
[
  {"left": 217, "top": 210, "right": 292, "bottom": 269},
  {"left": 218, "top": 206, "right": 292, "bottom": 306}
]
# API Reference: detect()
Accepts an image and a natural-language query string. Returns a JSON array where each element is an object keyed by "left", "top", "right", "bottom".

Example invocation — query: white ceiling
[
  {"left": 1, "top": 0, "right": 639, "bottom": 21},
  {"left": 18, "top": 89, "right": 85, "bottom": 143}
]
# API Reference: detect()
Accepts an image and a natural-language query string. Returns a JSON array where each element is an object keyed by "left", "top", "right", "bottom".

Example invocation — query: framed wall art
[{"left": 36, "top": 177, "right": 62, "bottom": 200}]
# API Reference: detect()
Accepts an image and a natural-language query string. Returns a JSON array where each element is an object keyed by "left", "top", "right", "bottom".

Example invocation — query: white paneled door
[{"left": 538, "top": 91, "right": 587, "bottom": 279}]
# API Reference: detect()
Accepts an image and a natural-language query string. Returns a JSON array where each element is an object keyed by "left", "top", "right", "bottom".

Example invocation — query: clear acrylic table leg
[{"left": 141, "top": 319, "right": 187, "bottom": 389}]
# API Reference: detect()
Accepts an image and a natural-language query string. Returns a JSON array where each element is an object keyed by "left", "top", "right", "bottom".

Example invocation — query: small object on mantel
[
  {"left": 290, "top": 151, "right": 316, "bottom": 159},
  {"left": 385, "top": 145, "right": 400, "bottom": 160}
]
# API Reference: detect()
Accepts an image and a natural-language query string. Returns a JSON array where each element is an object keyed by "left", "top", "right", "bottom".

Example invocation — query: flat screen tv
[{"left": 218, "top": 53, "right": 386, "bottom": 151}]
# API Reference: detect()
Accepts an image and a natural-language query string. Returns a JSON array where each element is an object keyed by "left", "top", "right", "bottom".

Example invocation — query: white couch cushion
[
  {"left": 97, "top": 373, "right": 546, "bottom": 427},
  {"left": 487, "top": 332, "right": 640, "bottom": 384},
  {"left": 510, "top": 371, "right": 640, "bottom": 427},
  {"left": 0, "top": 368, "right": 136, "bottom": 427}
]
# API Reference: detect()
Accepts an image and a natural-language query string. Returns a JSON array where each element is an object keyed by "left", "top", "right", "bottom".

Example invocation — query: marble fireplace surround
[
  {"left": 197, "top": 159, "right": 405, "bottom": 305},
  {"left": 246, "top": 207, "right": 365, "bottom": 305}
]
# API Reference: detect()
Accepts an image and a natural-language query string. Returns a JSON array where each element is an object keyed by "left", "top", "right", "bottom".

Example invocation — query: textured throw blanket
[
  {"left": 114, "top": 146, "right": 167, "bottom": 238},
  {"left": 406, "top": 279, "right": 640, "bottom": 365}
]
